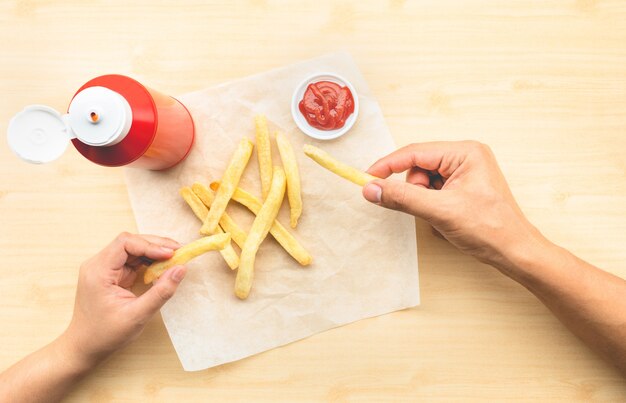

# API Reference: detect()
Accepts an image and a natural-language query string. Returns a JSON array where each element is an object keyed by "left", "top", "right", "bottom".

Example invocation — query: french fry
[
  {"left": 210, "top": 181, "right": 313, "bottom": 266},
  {"left": 201, "top": 138, "right": 254, "bottom": 234},
  {"left": 303, "top": 144, "right": 377, "bottom": 186},
  {"left": 191, "top": 183, "right": 248, "bottom": 249},
  {"left": 254, "top": 115, "right": 273, "bottom": 199},
  {"left": 275, "top": 131, "right": 302, "bottom": 228},
  {"left": 180, "top": 187, "right": 210, "bottom": 221},
  {"left": 179, "top": 187, "right": 239, "bottom": 270},
  {"left": 143, "top": 233, "right": 231, "bottom": 284},
  {"left": 236, "top": 166, "right": 286, "bottom": 299}
]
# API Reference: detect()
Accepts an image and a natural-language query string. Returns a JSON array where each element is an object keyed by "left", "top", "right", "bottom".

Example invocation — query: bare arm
[
  {"left": 0, "top": 335, "right": 94, "bottom": 403},
  {"left": 0, "top": 233, "right": 188, "bottom": 403},
  {"left": 362, "top": 141, "right": 626, "bottom": 375},
  {"left": 510, "top": 236, "right": 626, "bottom": 372}
]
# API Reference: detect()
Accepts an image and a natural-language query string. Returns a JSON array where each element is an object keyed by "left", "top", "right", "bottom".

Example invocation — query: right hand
[{"left": 362, "top": 141, "right": 544, "bottom": 268}]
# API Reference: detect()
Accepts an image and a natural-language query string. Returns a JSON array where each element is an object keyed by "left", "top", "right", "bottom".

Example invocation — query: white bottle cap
[
  {"left": 68, "top": 86, "right": 132, "bottom": 146},
  {"left": 6, "top": 86, "right": 133, "bottom": 164},
  {"left": 7, "top": 105, "right": 71, "bottom": 164}
]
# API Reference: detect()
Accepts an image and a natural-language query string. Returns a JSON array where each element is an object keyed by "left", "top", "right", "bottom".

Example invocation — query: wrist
[
  {"left": 491, "top": 224, "right": 560, "bottom": 284},
  {"left": 53, "top": 331, "right": 100, "bottom": 377}
]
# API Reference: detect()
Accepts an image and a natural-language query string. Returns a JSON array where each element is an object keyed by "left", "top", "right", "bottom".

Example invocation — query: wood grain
[{"left": 0, "top": 0, "right": 625, "bottom": 401}]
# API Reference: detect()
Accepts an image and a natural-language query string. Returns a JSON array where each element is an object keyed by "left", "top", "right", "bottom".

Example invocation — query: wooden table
[{"left": 1, "top": 1, "right": 625, "bottom": 401}]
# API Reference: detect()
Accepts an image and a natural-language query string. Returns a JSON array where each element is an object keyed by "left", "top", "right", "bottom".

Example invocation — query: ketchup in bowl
[{"left": 298, "top": 81, "right": 355, "bottom": 131}]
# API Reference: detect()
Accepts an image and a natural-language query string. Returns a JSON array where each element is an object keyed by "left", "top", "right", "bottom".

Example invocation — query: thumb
[
  {"left": 133, "top": 265, "right": 187, "bottom": 318},
  {"left": 362, "top": 179, "right": 440, "bottom": 220}
]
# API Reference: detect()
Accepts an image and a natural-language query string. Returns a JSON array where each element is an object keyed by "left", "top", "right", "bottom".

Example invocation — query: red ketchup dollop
[{"left": 298, "top": 81, "right": 355, "bottom": 131}]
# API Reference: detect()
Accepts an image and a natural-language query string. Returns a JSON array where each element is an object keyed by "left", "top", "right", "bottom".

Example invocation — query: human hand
[
  {"left": 62, "top": 232, "right": 187, "bottom": 366},
  {"left": 362, "top": 141, "right": 544, "bottom": 269}
]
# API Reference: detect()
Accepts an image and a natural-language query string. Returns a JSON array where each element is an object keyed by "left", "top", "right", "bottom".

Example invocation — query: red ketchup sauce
[{"left": 298, "top": 81, "right": 355, "bottom": 130}]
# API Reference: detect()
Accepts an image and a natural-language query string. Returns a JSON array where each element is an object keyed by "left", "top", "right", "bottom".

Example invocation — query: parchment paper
[{"left": 124, "top": 52, "right": 419, "bottom": 371}]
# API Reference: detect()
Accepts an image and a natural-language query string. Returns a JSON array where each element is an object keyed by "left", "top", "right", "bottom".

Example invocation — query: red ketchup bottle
[{"left": 7, "top": 75, "right": 195, "bottom": 170}]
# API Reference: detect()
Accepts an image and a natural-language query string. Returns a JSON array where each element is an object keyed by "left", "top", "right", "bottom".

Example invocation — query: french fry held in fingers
[
  {"left": 143, "top": 233, "right": 231, "bottom": 284},
  {"left": 303, "top": 144, "right": 377, "bottom": 186},
  {"left": 210, "top": 181, "right": 313, "bottom": 266},
  {"left": 255, "top": 115, "right": 273, "bottom": 199},
  {"left": 201, "top": 138, "right": 254, "bottom": 234},
  {"left": 275, "top": 131, "right": 302, "bottom": 228},
  {"left": 179, "top": 187, "right": 239, "bottom": 270},
  {"left": 236, "top": 166, "right": 286, "bottom": 299},
  {"left": 191, "top": 183, "right": 248, "bottom": 249}
]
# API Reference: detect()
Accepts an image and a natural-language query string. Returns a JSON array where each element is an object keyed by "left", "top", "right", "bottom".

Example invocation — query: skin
[
  {"left": 0, "top": 141, "right": 623, "bottom": 402},
  {"left": 0, "top": 233, "right": 188, "bottom": 403},
  {"left": 362, "top": 141, "right": 626, "bottom": 375}
]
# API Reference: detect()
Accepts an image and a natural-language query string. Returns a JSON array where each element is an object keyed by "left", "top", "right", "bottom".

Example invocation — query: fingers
[
  {"left": 405, "top": 166, "right": 430, "bottom": 188},
  {"left": 132, "top": 265, "right": 187, "bottom": 317},
  {"left": 136, "top": 234, "right": 181, "bottom": 250},
  {"left": 362, "top": 182, "right": 383, "bottom": 203},
  {"left": 116, "top": 232, "right": 177, "bottom": 261},
  {"left": 432, "top": 175, "right": 445, "bottom": 190},
  {"left": 94, "top": 233, "right": 181, "bottom": 281},
  {"left": 366, "top": 141, "right": 472, "bottom": 179},
  {"left": 362, "top": 178, "right": 441, "bottom": 221},
  {"left": 118, "top": 267, "right": 138, "bottom": 289}
]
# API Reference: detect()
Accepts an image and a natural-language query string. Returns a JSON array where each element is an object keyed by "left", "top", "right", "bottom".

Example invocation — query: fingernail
[
  {"left": 363, "top": 183, "right": 382, "bottom": 203},
  {"left": 160, "top": 246, "right": 174, "bottom": 254},
  {"left": 171, "top": 266, "right": 187, "bottom": 283}
]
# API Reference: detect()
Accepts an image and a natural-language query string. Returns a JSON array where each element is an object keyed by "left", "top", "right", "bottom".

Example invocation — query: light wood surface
[{"left": 1, "top": 1, "right": 625, "bottom": 401}]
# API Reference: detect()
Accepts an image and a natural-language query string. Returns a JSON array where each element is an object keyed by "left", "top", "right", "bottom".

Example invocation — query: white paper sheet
[{"left": 124, "top": 52, "right": 419, "bottom": 371}]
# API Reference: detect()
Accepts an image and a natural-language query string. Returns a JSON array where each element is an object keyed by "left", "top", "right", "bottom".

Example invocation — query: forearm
[
  {"left": 498, "top": 232, "right": 626, "bottom": 374},
  {"left": 0, "top": 332, "right": 95, "bottom": 403},
  {"left": 0, "top": 233, "right": 183, "bottom": 402},
  {"left": 363, "top": 141, "right": 626, "bottom": 374}
]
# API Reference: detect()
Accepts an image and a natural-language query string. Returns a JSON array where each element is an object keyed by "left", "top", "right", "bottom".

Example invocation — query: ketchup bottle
[{"left": 7, "top": 75, "right": 195, "bottom": 170}]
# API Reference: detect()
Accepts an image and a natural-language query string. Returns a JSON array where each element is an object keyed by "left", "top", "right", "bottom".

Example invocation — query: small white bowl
[{"left": 291, "top": 72, "right": 359, "bottom": 141}]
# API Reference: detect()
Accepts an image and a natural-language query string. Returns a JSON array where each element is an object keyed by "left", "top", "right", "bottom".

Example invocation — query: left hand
[{"left": 62, "top": 232, "right": 187, "bottom": 366}]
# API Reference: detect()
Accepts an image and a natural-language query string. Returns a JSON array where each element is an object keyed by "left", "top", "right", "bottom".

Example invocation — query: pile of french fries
[
  {"left": 143, "top": 115, "right": 377, "bottom": 300},
  {"left": 144, "top": 115, "right": 312, "bottom": 299}
]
